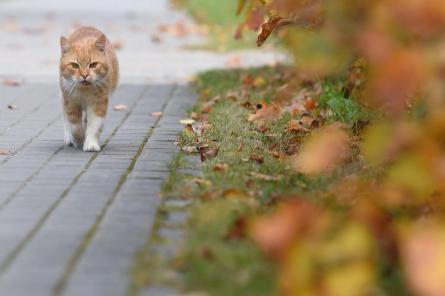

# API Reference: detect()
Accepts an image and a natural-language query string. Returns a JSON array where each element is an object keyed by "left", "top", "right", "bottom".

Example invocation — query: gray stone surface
[{"left": 0, "top": 83, "right": 194, "bottom": 296}]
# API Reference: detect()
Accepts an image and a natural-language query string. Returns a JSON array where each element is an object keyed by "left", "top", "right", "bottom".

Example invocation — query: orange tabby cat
[{"left": 60, "top": 26, "right": 119, "bottom": 152}]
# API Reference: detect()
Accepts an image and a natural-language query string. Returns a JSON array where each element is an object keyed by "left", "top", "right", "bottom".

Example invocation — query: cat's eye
[
  {"left": 89, "top": 62, "right": 98, "bottom": 68},
  {"left": 70, "top": 63, "right": 80, "bottom": 69}
]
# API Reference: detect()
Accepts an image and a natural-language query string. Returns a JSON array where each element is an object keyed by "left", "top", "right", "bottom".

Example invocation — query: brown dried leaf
[
  {"left": 224, "top": 216, "right": 248, "bottom": 241},
  {"left": 249, "top": 154, "right": 264, "bottom": 164},
  {"left": 257, "top": 16, "right": 283, "bottom": 47},
  {"left": 213, "top": 163, "right": 229, "bottom": 172},
  {"left": 198, "top": 146, "right": 219, "bottom": 161},
  {"left": 248, "top": 102, "right": 282, "bottom": 123},
  {"left": 287, "top": 119, "right": 309, "bottom": 133}
]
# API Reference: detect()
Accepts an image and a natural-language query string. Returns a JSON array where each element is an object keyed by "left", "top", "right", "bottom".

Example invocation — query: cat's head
[{"left": 59, "top": 34, "right": 108, "bottom": 88}]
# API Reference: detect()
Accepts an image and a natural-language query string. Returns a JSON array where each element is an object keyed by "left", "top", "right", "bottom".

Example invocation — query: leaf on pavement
[
  {"left": 3, "top": 79, "right": 23, "bottom": 87},
  {"left": 0, "top": 148, "right": 10, "bottom": 155},
  {"left": 112, "top": 40, "right": 123, "bottom": 50},
  {"left": 113, "top": 104, "right": 128, "bottom": 111},
  {"left": 151, "top": 111, "right": 163, "bottom": 117}
]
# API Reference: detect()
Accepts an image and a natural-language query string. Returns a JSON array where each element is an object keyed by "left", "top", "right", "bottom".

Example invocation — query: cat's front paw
[
  {"left": 83, "top": 139, "right": 101, "bottom": 152},
  {"left": 64, "top": 133, "right": 73, "bottom": 147}
]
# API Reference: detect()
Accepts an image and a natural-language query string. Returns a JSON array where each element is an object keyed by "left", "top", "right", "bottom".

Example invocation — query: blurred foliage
[
  {"left": 233, "top": 1, "right": 445, "bottom": 295},
  {"left": 173, "top": 0, "right": 265, "bottom": 51}
]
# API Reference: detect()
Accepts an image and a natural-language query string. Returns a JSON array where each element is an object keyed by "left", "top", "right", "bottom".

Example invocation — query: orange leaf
[{"left": 293, "top": 125, "right": 349, "bottom": 174}]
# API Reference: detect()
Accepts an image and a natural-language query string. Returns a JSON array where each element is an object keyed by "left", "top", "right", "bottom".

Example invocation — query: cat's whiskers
[
  {"left": 92, "top": 77, "right": 108, "bottom": 89},
  {"left": 62, "top": 77, "right": 77, "bottom": 97}
]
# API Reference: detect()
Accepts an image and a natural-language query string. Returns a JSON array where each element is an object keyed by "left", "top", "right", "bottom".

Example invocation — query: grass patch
[
  {"left": 319, "top": 81, "right": 375, "bottom": 124},
  {"left": 181, "top": 66, "right": 372, "bottom": 294},
  {"left": 132, "top": 65, "right": 375, "bottom": 295}
]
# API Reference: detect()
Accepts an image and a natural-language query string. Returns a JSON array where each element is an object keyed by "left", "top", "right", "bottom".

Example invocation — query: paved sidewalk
[
  {"left": 0, "top": 0, "right": 281, "bottom": 295},
  {"left": 0, "top": 0, "right": 282, "bottom": 84},
  {"left": 0, "top": 83, "right": 196, "bottom": 296}
]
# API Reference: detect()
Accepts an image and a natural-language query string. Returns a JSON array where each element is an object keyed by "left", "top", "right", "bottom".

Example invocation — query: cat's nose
[{"left": 81, "top": 74, "right": 89, "bottom": 81}]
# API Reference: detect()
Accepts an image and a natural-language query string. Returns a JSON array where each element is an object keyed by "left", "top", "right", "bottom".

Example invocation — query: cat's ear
[
  {"left": 95, "top": 34, "right": 106, "bottom": 52},
  {"left": 60, "top": 36, "right": 70, "bottom": 54}
]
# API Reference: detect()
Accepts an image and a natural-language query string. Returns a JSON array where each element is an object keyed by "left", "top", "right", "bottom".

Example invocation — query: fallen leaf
[
  {"left": 198, "top": 146, "right": 219, "bottom": 161},
  {"left": 401, "top": 221, "right": 445, "bottom": 296},
  {"left": 181, "top": 146, "right": 197, "bottom": 153},
  {"left": 112, "top": 40, "right": 123, "bottom": 50},
  {"left": 257, "top": 16, "right": 283, "bottom": 47},
  {"left": 7, "top": 104, "right": 17, "bottom": 110},
  {"left": 227, "top": 55, "right": 241, "bottom": 68},
  {"left": 192, "top": 177, "right": 212, "bottom": 187},
  {"left": 293, "top": 125, "right": 349, "bottom": 174},
  {"left": 287, "top": 119, "right": 309, "bottom": 133},
  {"left": 151, "top": 111, "right": 163, "bottom": 117},
  {"left": 249, "top": 200, "right": 319, "bottom": 258},
  {"left": 224, "top": 216, "right": 248, "bottom": 241},
  {"left": 300, "top": 115, "right": 316, "bottom": 127},
  {"left": 269, "top": 150, "right": 288, "bottom": 159},
  {"left": 213, "top": 163, "right": 229, "bottom": 172},
  {"left": 304, "top": 98, "right": 317, "bottom": 110},
  {"left": 223, "top": 188, "right": 250, "bottom": 199},
  {"left": 248, "top": 172, "right": 282, "bottom": 181},
  {"left": 254, "top": 77, "right": 266, "bottom": 87},
  {"left": 248, "top": 102, "right": 282, "bottom": 123},
  {"left": 249, "top": 154, "right": 264, "bottom": 164},
  {"left": 113, "top": 104, "right": 128, "bottom": 111},
  {"left": 200, "top": 247, "right": 215, "bottom": 260},
  {"left": 243, "top": 74, "right": 255, "bottom": 87},
  {"left": 179, "top": 119, "right": 195, "bottom": 125},
  {"left": 192, "top": 122, "right": 212, "bottom": 137},
  {"left": 3, "top": 79, "right": 22, "bottom": 87},
  {"left": 0, "top": 148, "right": 10, "bottom": 155}
]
